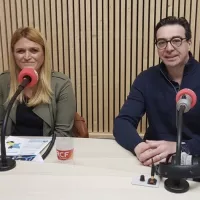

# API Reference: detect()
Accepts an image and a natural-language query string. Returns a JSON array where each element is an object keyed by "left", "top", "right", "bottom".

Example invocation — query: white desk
[
  {"left": 0, "top": 138, "right": 200, "bottom": 200},
  {"left": 46, "top": 138, "right": 139, "bottom": 172}
]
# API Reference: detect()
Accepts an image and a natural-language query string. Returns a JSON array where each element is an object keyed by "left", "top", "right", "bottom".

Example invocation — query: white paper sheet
[{"left": 5, "top": 136, "right": 51, "bottom": 156}]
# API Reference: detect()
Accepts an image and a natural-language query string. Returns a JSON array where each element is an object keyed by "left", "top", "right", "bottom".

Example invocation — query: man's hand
[
  {"left": 142, "top": 140, "right": 176, "bottom": 166},
  {"left": 134, "top": 142, "right": 152, "bottom": 164}
]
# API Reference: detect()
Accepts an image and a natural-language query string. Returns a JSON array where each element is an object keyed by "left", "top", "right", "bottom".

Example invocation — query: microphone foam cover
[
  {"left": 176, "top": 88, "right": 197, "bottom": 108},
  {"left": 18, "top": 68, "right": 38, "bottom": 87}
]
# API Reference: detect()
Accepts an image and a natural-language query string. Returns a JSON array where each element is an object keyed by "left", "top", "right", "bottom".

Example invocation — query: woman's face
[{"left": 13, "top": 37, "right": 44, "bottom": 71}]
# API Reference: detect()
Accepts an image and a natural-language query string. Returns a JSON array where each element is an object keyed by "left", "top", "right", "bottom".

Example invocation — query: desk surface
[{"left": 1, "top": 137, "right": 200, "bottom": 200}]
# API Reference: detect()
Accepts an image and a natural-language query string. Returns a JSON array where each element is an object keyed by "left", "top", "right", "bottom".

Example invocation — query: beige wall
[{"left": 1, "top": 0, "right": 200, "bottom": 137}]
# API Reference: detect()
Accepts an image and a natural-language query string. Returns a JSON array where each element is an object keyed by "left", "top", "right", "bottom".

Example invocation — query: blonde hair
[{"left": 8, "top": 27, "right": 53, "bottom": 107}]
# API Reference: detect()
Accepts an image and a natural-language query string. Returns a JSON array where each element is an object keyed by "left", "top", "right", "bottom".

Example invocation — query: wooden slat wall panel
[{"left": 1, "top": 0, "right": 200, "bottom": 136}]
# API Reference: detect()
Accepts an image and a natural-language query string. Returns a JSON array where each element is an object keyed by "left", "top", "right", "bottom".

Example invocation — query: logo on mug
[{"left": 56, "top": 149, "right": 74, "bottom": 160}]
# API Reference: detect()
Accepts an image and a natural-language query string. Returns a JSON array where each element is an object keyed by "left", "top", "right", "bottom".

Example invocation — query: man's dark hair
[{"left": 154, "top": 16, "right": 191, "bottom": 40}]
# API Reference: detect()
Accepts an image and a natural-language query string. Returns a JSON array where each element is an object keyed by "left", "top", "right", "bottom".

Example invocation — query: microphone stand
[
  {"left": 164, "top": 105, "right": 189, "bottom": 193},
  {"left": 0, "top": 78, "right": 30, "bottom": 171}
]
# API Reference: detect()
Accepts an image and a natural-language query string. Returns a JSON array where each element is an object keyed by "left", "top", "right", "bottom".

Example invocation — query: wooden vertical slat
[
  {"left": 0, "top": 23, "right": 4, "bottom": 72},
  {"left": 68, "top": 0, "right": 76, "bottom": 92},
  {"left": 137, "top": 0, "right": 145, "bottom": 133},
  {"left": 10, "top": 0, "right": 17, "bottom": 33},
  {"left": 79, "top": 0, "right": 87, "bottom": 123},
  {"left": 103, "top": 0, "right": 109, "bottom": 132},
  {"left": 142, "top": 0, "right": 150, "bottom": 134},
  {"left": 120, "top": 0, "right": 126, "bottom": 108},
  {"left": 143, "top": 0, "right": 149, "bottom": 72},
  {"left": 137, "top": 0, "right": 143, "bottom": 76},
  {"left": 149, "top": 0, "right": 155, "bottom": 67},
  {"left": 33, "top": 0, "right": 40, "bottom": 30},
  {"left": 161, "top": 0, "right": 167, "bottom": 18},
  {"left": 109, "top": 0, "right": 114, "bottom": 132},
  {"left": 5, "top": 0, "right": 12, "bottom": 56},
  {"left": 125, "top": 0, "right": 131, "bottom": 98},
  {"left": 190, "top": 0, "right": 196, "bottom": 55},
  {"left": 173, "top": 0, "right": 179, "bottom": 17},
  {"left": 56, "top": 0, "right": 64, "bottom": 73},
  {"left": 97, "top": 0, "right": 103, "bottom": 132},
  {"left": 131, "top": 0, "right": 137, "bottom": 82},
  {"left": 167, "top": 0, "right": 173, "bottom": 16},
  {"left": 85, "top": 0, "right": 92, "bottom": 131},
  {"left": 16, "top": 0, "right": 23, "bottom": 28},
  {"left": 27, "top": 0, "right": 34, "bottom": 27},
  {"left": 62, "top": 0, "right": 70, "bottom": 77},
  {"left": 0, "top": 0, "right": 9, "bottom": 71},
  {"left": 184, "top": 0, "right": 191, "bottom": 21},
  {"left": 44, "top": 0, "right": 53, "bottom": 69},
  {"left": 38, "top": 0, "right": 45, "bottom": 37},
  {"left": 132, "top": 0, "right": 138, "bottom": 132},
  {"left": 114, "top": 0, "right": 120, "bottom": 117},
  {"left": 74, "top": 0, "right": 82, "bottom": 115},
  {"left": 136, "top": 0, "right": 144, "bottom": 132},
  {"left": 194, "top": 1, "right": 200, "bottom": 60},
  {"left": 50, "top": 0, "right": 58, "bottom": 72},
  {"left": 21, "top": 0, "right": 28, "bottom": 27},
  {"left": 154, "top": 0, "right": 161, "bottom": 64},
  {"left": 179, "top": 0, "right": 185, "bottom": 17},
  {"left": 4, "top": 0, "right": 12, "bottom": 69},
  {"left": 91, "top": 0, "right": 98, "bottom": 131}
]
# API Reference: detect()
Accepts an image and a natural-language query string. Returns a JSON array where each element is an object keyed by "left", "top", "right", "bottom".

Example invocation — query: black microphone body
[
  {"left": 19, "top": 76, "right": 32, "bottom": 88},
  {"left": 175, "top": 105, "right": 185, "bottom": 165}
]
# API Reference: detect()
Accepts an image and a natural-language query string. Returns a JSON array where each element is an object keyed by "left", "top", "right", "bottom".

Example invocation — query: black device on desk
[{"left": 156, "top": 88, "right": 200, "bottom": 193}]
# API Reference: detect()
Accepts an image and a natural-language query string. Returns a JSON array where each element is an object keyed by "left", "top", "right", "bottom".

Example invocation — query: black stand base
[
  {"left": 0, "top": 158, "right": 16, "bottom": 171},
  {"left": 164, "top": 178, "right": 189, "bottom": 193}
]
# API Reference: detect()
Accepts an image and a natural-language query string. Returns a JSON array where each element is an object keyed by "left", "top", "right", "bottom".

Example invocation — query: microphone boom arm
[
  {"left": 176, "top": 105, "right": 185, "bottom": 165},
  {"left": 0, "top": 84, "right": 25, "bottom": 171}
]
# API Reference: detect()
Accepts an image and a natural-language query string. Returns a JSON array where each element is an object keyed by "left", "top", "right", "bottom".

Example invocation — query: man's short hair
[{"left": 154, "top": 16, "right": 191, "bottom": 41}]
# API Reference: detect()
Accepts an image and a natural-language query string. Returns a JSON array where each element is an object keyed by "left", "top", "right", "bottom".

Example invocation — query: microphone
[
  {"left": 175, "top": 89, "right": 197, "bottom": 165},
  {"left": 18, "top": 67, "right": 38, "bottom": 89},
  {"left": 176, "top": 88, "right": 197, "bottom": 113},
  {"left": 0, "top": 68, "right": 38, "bottom": 171},
  {"left": 156, "top": 88, "right": 200, "bottom": 193}
]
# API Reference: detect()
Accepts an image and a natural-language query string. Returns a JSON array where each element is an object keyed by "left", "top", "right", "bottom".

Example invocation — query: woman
[{"left": 0, "top": 27, "right": 76, "bottom": 136}]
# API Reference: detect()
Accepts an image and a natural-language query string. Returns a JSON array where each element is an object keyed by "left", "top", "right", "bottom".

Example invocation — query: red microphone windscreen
[
  {"left": 176, "top": 88, "right": 197, "bottom": 108},
  {"left": 18, "top": 68, "right": 38, "bottom": 87}
]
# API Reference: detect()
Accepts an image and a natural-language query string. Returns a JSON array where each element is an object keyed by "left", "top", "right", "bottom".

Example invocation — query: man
[{"left": 113, "top": 16, "right": 200, "bottom": 166}]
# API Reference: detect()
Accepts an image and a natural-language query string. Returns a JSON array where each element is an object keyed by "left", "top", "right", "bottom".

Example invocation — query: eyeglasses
[{"left": 155, "top": 37, "right": 187, "bottom": 50}]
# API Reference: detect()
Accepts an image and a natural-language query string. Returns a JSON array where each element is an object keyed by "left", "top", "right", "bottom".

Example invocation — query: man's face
[{"left": 156, "top": 24, "right": 191, "bottom": 68}]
